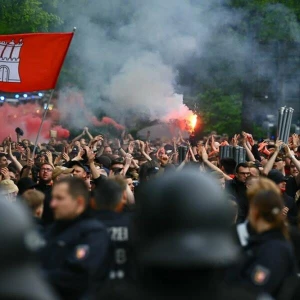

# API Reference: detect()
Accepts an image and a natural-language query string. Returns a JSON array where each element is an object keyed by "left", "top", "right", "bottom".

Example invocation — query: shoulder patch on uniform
[
  {"left": 251, "top": 265, "right": 270, "bottom": 286},
  {"left": 75, "top": 244, "right": 90, "bottom": 260}
]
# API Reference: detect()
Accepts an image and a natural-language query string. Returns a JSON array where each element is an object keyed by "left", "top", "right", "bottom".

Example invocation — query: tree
[
  {"left": 184, "top": 0, "right": 300, "bottom": 133},
  {"left": 184, "top": 89, "right": 242, "bottom": 136},
  {"left": 0, "top": 0, "right": 61, "bottom": 34}
]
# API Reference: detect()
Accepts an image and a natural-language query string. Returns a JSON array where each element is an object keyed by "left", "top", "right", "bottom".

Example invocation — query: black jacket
[
  {"left": 283, "top": 193, "right": 298, "bottom": 226},
  {"left": 36, "top": 182, "right": 53, "bottom": 224},
  {"left": 93, "top": 210, "right": 135, "bottom": 282},
  {"left": 236, "top": 229, "right": 297, "bottom": 298},
  {"left": 286, "top": 176, "right": 299, "bottom": 200},
  {"left": 226, "top": 178, "right": 248, "bottom": 223},
  {"left": 40, "top": 213, "right": 111, "bottom": 300}
]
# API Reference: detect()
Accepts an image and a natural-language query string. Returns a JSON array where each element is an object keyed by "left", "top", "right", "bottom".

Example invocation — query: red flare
[{"left": 163, "top": 105, "right": 199, "bottom": 133}]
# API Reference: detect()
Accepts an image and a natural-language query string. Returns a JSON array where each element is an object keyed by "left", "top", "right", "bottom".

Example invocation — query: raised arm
[
  {"left": 263, "top": 139, "right": 283, "bottom": 176},
  {"left": 7, "top": 142, "right": 22, "bottom": 172},
  {"left": 84, "top": 127, "right": 93, "bottom": 141},
  {"left": 242, "top": 132, "right": 255, "bottom": 162},
  {"left": 86, "top": 147, "right": 100, "bottom": 180},
  {"left": 284, "top": 144, "right": 300, "bottom": 185},
  {"left": 121, "top": 154, "right": 132, "bottom": 176},
  {"left": 71, "top": 129, "right": 85, "bottom": 144},
  {"left": 202, "top": 147, "right": 232, "bottom": 181},
  {"left": 176, "top": 149, "right": 190, "bottom": 172},
  {"left": 140, "top": 141, "right": 152, "bottom": 161}
]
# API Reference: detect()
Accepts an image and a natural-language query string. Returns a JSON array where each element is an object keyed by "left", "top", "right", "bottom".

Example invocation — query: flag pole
[
  {"left": 31, "top": 27, "right": 77, "bottom": 158},
  {"left": 32, "top": 89, "right": 54, "bottom": 158}
]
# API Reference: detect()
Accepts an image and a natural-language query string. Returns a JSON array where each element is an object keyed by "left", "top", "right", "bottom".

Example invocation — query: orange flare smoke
[{"left": 190, "top": 114, "right": 197, "bottom": 131}]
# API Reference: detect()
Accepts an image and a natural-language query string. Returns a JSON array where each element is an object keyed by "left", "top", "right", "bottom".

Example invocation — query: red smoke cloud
[
  {"left": 60, "top": 91, "right": 124, "bottom": 131},
  {"left": 0, "top": 103, "right": 70, "bottom": 142},
  {"left": 93, "top": 117, "right": 125, "bottom": 130}
]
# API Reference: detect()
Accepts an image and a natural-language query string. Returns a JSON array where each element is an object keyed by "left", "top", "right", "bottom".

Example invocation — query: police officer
[
  {"left": 95, "top": 169, "right": 265, "bottom": 300},
  {"left": 231, "top": 178, "right": 299, "bottom": 299},
  {"left": 39, "top": 177, "right": 111, "bottom": 300},
  {"left": 93, "top": 178, "right": 134, "bottom": 283},
  {"left": 0, "top": 197, "right": 57, "bottom": 300}
]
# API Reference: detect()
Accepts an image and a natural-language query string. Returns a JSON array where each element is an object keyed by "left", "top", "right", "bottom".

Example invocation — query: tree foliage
[
  {"left": 0, "top": 0, "right": 62, "bottom": 34},
  {"left": 184, "top": 90, "right": 242, "bottom": 136},
  {"left": 183, "top": 0, "right": 300, "bottom": 135},
  {"left": 0, "top": 0, "right": 300, "bottom": 135}
]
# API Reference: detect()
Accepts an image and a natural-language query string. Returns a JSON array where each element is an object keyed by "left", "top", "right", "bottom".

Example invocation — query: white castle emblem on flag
[{"left": 0, "top": 39, "right": 23, "bottom": 83}]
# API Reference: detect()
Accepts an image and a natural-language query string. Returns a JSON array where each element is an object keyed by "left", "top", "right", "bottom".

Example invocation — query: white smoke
[
  {"left": 56, "top": 0, "right": 300, "bottom": 128},
  {"left": 56, "top": 0, "right": 237, "bottom": 125}
]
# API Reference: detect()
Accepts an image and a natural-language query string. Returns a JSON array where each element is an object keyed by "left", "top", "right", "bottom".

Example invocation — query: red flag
[{"left": 0, "top": 32, "right": 74, "bottom": 92}]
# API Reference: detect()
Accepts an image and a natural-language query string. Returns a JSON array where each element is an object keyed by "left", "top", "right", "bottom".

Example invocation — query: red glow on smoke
[
  {"left": 60, "top": 91, "right": 124, "bottom": 131},
  {"left": 0, "top": 103, "right": 70, "bottom": 142},
  {"left": 50, "top": 109, "right": 61, "bottom": 123},
  {"left": 100, "top": 117, "right": 125, "bottom": 130},
  {"left": 164, "top": 105, "right": 198, "bottom": 133}
]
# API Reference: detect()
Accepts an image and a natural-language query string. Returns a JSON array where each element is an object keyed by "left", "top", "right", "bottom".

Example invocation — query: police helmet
[
  {"left": 0, "top": 198, "right": 57, "bottom": 300},
  {"left": 135, "top": 169, "right": 240, "bottom": 268}
]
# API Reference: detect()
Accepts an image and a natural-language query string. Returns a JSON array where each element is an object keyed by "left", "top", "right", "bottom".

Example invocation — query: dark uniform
[
  {"left": 95, "top": 170, "right": 266, "bottom": 300},
  {"left": 0, "top": 198, "right": 58, "bottom": 300},
  {"left": 93, "top": 210, "right": 135, "bottom": 282},
  {"left": 33, "top": 216, "right": 46, "bottom": 237},
  {"left": 236, "top": 220, "right": 300, "bottom": 276},
  {"left": 40, "top": 212, "right": 111, "bottom": 300},
  {"left": 233, "top": 228, "right": 298, "bottom": 298},
  {"left": 96, "top": 279, "right": 267, "bottom": 300}
]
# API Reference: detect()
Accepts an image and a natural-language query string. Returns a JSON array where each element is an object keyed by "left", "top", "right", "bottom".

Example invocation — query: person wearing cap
[
  {"left": 267, "top": 169, "right": 298, "bottom": 225},
  {"left": 52, "top": 166, "right": 74, "bottom": 181},
  {"left": 96, "top": 170, "right": 262, "bottom": 300},
  {"left": 36, "top": 163, "right": 54, "bottom": 225},
  {"left": 94, "top": 155, "right": 111, "bottom": 178},
  {"left": 70, "top": 161, "right": 90, "bottom": 180},
  {"left": 0, "top": 179, "right": 19, "bottom": 202},
  {"left": 231, "top": 178, "right": 298, "bottom": 299},
  {"left": 40, "top": 177, "right": 111, "bottom": 300},
  {"left": 68, "top": 160, "right": 93, "bottom": 191},
  {"left": 96, "top": 155, "right": 112, "bottom": 170},
  {"left": 110, "top": 158, "right": 125, "bottom": 176}
]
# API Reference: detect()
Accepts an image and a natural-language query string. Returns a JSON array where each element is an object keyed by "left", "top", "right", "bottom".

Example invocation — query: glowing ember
[{"left": 190, "top": 114, "right": 197, "bottom": 131}]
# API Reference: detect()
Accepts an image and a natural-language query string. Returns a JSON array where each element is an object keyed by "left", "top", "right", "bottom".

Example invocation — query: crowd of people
[{"left": 0, "top": 125, "right": 300, "bottom": 300}]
